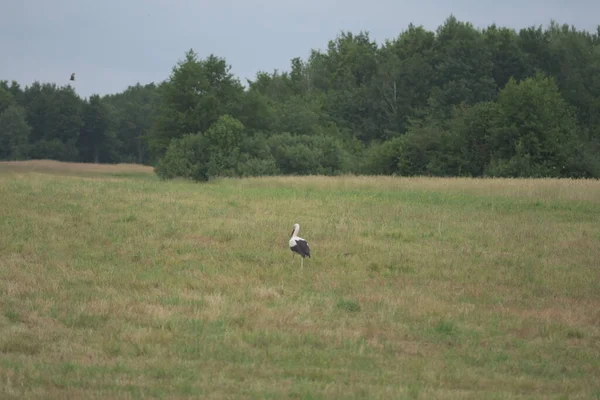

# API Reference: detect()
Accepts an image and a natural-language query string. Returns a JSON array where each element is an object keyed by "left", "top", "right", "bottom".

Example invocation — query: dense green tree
[
  {"left": 428, "top": 16, "right": 496, "bottom": 120},
  {"left": 247, "top": 70, "right": 294, "bottom": 102},
  {"left": 543, "top": 22, "right": 600, "bottom": 132},
  {"left": 0, "top": 105, "right": 30, "bottom": 160},
  {"left": 373, "top": 24, "right": 436, "bottom": 138},
  {"left": 318, "top": 31, "right": 380, "bottom": 141},
  {"left": 0, "top": 86, "right": 15, "bottom": 114},
  {"left": 103, "top": 83, "right": 159, "bottom": 164},
  {"left": 201, "top": 114, "right": 246, "bottom": 177},
  {"left": 290, "top": 57, "right": 312, "bottom": 95},
  {"left": 0, "top": 81, "right": 24, "bottom": 107},
  {"left": 22, "top": 83, "right": 83, "bottom": 161},
  {"left": 149, "top": 50, "right": 245, "bottom": 159},
  {"left": 78, "top": 94, "right": 116, "bottom": 163},
  {"left": 487, "top": 73, "right": 580, "bottom": 177},
  {"left": 442, "top": 101, "right": 499, "bottom": 176},
  {"left": 483, "top": 25, "right": 530, "bottom": 90},
  {"left": 236, "top": 89, "right": 274, "bottom": 134},
  {"left": 270, "top": 94, "right": 327, "bottom": 136}
]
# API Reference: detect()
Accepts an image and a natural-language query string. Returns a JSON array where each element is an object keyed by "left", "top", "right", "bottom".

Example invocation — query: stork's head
[{"left": 291, "top": 223, "right": 300, "bottom": 237}]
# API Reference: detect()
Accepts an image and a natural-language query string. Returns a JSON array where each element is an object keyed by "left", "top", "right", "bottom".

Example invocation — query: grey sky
[{"left": 1, "top": 0, "right": 598, "bottom": 98}]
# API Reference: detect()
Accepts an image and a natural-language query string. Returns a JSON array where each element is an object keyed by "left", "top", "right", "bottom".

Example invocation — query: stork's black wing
[{"left": 292, "top": 239, "right": 311, "bottom": 258}]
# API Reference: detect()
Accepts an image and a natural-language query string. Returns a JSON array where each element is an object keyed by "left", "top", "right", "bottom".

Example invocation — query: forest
[{"left": 1, "top": 16, "right": 599, "bottom": 179}]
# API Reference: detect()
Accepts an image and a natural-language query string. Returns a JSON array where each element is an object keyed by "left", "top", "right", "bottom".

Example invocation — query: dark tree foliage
[
  {"left": 0, "top": 105, "right": 30, "bottom": 160},
  {"left": 102, "top": 83, "right": 159, "bottom": 164},
  {"left": 78, "top": 94, "right": 116, "bottom": 163},
  {"left": 2, "top": 16, "right": 599, "bottom": 179},
  {"left": 21, "top": 82, "right": 83, "bottom": 161},
  {"left": 148, "top": 49, "right": 245, "bottom": 160}
]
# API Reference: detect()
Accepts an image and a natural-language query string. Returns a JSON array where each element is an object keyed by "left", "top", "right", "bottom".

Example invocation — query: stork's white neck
[{"left": 291, "top": 224, "right": 300, "bottom": 237}]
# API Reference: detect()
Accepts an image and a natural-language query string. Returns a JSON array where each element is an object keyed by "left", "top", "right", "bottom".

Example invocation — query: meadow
[{"left": 0, "top": 160, "right": 599, "bottom": 399}]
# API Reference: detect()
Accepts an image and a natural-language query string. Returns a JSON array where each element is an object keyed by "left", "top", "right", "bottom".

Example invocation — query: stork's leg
[{"left": 301, "top": 257, "right": 304, "bottom": 270}]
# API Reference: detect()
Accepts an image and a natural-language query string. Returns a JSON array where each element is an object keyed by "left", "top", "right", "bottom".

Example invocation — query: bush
[
  {"left": 28, "top": 139, "right": 79, "bottom": 162},
  {"left": 235, "top": 156, "right": 280, "bottom": 177},
  {"left": 154, "top": 133, "right": 208, "bottom": 181},
  {"left": 266, "top": 133, "right": 355, "bottom": 175},
  {"left": 396, "top": 124, "right": 444, "bottom": 176},
  {"left": 155, "top": 115, "right": 282, "bottom": 181},
  {"left": 359, "top": 137, "right": 403, "bottom": 175}
]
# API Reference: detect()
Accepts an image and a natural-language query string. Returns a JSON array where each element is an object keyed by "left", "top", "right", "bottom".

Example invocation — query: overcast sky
[{"left": 1, "top": 0, "right": 598, "bottom": 98}]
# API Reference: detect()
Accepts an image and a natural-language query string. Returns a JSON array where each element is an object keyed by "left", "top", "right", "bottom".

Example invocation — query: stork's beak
[{"left": 290, "top": 229, "right": 294, "bottom": 237}]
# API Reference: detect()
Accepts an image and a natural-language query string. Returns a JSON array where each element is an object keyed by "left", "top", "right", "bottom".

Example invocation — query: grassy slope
[{"left": 1, "top": 161, "right": 599, "bottom": 399}]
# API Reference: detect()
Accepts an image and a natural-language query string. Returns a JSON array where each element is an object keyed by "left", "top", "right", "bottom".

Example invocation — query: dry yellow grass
[
  {"left": 0, "top": 159, "right": 154, "bottom": 176},
  {"left": 235, "top": 174, "right": 600, "bottom": 202},
  {"left": 0, "top": 161, "right": 599, "bottom": 399}
]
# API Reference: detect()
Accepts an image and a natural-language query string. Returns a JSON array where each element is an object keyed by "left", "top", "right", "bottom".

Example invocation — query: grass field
[{"left": 1, "top": 160, "right": 599, "bottom": 399}]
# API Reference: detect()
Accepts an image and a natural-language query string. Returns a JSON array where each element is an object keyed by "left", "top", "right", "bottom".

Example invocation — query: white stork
[{"left": 289, "top": 223, "right": 311, "bottom": 269}]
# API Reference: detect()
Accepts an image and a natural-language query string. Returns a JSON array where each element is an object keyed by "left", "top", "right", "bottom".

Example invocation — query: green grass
[{"left": 1, "top": 161, "right": 599, "bottom": 399}]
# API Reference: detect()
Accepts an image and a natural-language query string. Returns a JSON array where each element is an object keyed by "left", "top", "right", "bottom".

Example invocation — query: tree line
[{"left": 1, "top": 16, "right": 599, "bottom": 179}]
